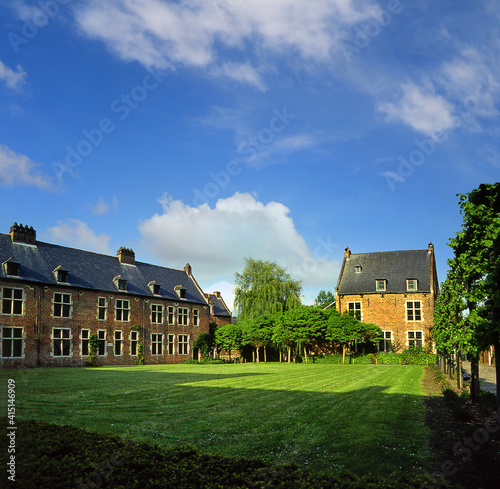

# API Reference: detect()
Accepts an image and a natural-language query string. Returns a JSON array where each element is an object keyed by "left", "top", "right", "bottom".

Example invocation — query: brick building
[
  {"left": 0, "top": 223, "right": 232, "bottom": 368},
  {"left": 335, "top": 244, "right": 439, "bottom": 352}
]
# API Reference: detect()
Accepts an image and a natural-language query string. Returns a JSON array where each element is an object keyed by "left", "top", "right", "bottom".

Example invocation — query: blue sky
[{"left": 1, "top": 0, "right": 499, "bottom": 312}]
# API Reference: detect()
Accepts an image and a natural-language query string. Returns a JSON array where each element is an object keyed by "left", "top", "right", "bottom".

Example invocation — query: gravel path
[{"left": 462, "top": 361, "right": 497, "bottom": 394}]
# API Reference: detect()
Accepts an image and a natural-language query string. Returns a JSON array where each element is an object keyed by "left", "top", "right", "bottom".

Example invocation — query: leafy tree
[
  {"left": 326, "top": 314, "right": 382, "bottom": 364},
  {"left": 239, "top": 314, "right": 275, "bottom": 363},
  {"left": 214, "top": 323, "right": 243, "bottom": 361},
  {"left": 278, "top": 306, "right": 329, "bottom": 363},
  {"left": 234, "top": 258, "right": 302, "bottom": 321},
  {"left": 314, "top": 290, "right": 336, "bottom": 308},
  {"left": 444, "top": 183, "right": 500, "bottom": 406},
  {"left": 193, "top": 332, "right": 212, "bottom": 360}
]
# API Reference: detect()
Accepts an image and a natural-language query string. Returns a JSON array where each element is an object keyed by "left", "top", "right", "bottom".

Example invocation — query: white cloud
[
  {"left": 139, "top": 192, "right": 340, "bottom": 297},
  {"left": 75, "top": 0, "right": 381, "bottom": 86},
  {"left": 0, "top": 60, "right": 26, "bottom": 90},
  {"left": 88, "top": 196, "right": 119, "bottom": 215},
  {"left": 0, "top": 145, "right": 53, "bottom": 189},
  {"left": 44, "top": 219, "right": 113, "bottom": 255},
  {"left": 378, "top": 82, "right": 456, "bottom": 136}
]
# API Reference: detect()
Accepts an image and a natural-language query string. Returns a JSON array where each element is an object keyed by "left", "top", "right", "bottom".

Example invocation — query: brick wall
[
  {"left": 0, "top": 280, "right": 211, "bottom": 368},
  {"left": 337, "top": 291, "right": 435, "bottom": 352}
]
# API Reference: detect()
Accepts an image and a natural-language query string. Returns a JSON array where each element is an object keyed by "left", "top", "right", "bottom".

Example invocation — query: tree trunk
[
  {"left": 342, "top": 345, "right": 346, "bottom": 365},
  {"left": 288, "top": 345, "right": 291, "bottom": 364},
  {"left": 494, "top": 339, "right": 500, "bottom": 413},
  {"left": 470, "top": 355, "right": 480, "bottom": 404},
  {"left": 256, "top": 347, "right": 259, "bottom": 363},
  {"left": 264, "top": 346, "right": 267, "bottom": 363},
  {"left": 303, "top": 345, "right": 308, "bottom": 364}
]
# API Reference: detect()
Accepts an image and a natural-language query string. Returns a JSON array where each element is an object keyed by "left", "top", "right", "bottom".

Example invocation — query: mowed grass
[{"left": 1, "top": 364, "right": 433, "bottom": 476}]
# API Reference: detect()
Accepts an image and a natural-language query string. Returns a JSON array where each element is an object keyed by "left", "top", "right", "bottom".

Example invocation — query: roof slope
[
  {"left": 208, "top": 293, "right": 232, "bottom": 318},
  {"left": 0, "top": 234, "right": 208, "bottom": 304},
  {"left": 337, "top": 249, "right": 432, "bottom": 295}
]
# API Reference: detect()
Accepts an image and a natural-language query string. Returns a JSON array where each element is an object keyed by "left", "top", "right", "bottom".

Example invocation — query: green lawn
[{"left": 1, "top": 364, "right": 433, "bottom": 476}]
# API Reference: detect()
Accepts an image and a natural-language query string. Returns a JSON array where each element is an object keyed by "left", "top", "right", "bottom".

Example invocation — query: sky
[{"left": 1, "top": 0, "right": 500, "bottom": 314}]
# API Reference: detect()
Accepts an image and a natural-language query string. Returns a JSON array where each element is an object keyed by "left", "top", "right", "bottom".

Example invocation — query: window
[
  {"left": 408, "top": 331, "right": 423, "bottom": 349},
  {"left": 175, "top": 286, "right": 186, "bottom": 299},
  {"left": 130, "top": 331, "right": 138, "bottom": 356},
  {"left": 98, "top": 297, "right": 107, "bottom": 320},
  {"left": 116, "top": 299, "right": 130, "bottom": 321},
  {"left": 2, "top": 288, "right": 23, "bottom": 315},
  {"left": 178, "top": 307, "right": 189, "bottom": 326},
  {"left": 151, "top": 334, "right": 163, "bottom": 355},
  {"left": 151, "top": 304, "right": 164, "bottom": 324},
  {"left": 178, "top": 334, "right": 189, "bottom": 355},
  {"left": 4, "top": 260, "right": 20, "bottom": 276},
  {"left": 114, "top": 275, "right": 127, "bottom": 291},
  {"left": 1, "top": 327, "right": 23, "bottom": 357},
  {"left": 406, "top": 301, "right": 422, "bottom": 321},
  {"left": 81, "top": 329, "right": 90, "bottom": 356},
  {"left": 167, "top": 334, "right": 175, "bottom": 355},
  {"left": 54, "top": 293, "right": 72, "bottom": 318},
  {"left": 354, "top": 265, "right": 362, "bottom": 273},
  {"left": 167, "top": 306, "right": 175, "bottom": 325},
  {"left": 406, "top": 279, "right": 418, "bottom": 291},
  {"left": 149, "top": 281, "right": 161, "bottom": 295},
  {"left": 347, "top": 302, "right": 362, "bottom": 320},
  {"left": 193, "top": 309, "right": 199, "bottom": 327},
  {"left": 379, "top": 331, "right": 392, "bottom": 352},
  {"left": 53, "top": 328, "right": 71, "bottom": 356},
  {"left": 114, "top": 331, "right": 122, "bottom": 356},
  {"left": 98, "top": 330, "right": 106, "bottom": 356},
  {"left": 54, "top": 268, "right": 68, "bottom": 282},
  {"left": 376, "top": 280, "right": 386, "bottom": 292}
]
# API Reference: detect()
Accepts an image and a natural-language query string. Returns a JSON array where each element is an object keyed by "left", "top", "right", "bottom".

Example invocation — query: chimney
[
  {"left": 117, "top": 247, "right": 135, "bottom": 265},
  {"left": 428, "top": 242, "right": 434, "bottom": 254},
  {"left": 10, "top": 223, "right": 36, "bottom": 245},
  {"left": 344, "top": 247, "right": 351, "bottom": 259},
  {"left": 184, "top": 263, "right": 192, "bottom": 275},
  {"left": 213, "top": 291, "right": 221, "bottom": 299}
]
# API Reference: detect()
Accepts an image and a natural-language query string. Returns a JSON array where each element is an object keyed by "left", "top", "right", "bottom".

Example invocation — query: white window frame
[
  {"left": 347, "top": 302, "right": 362, "bottom": 320},
  {"left": 81, "top": 329, "right": 90, "bottom": 356},
  {"left": 376, "top": 279, "right": 386, "bottom": 292},
  {"left": 1, "top": 288, "right": 24, "bottom": 316},
  {"left": 406, "top": 301, "right": 422, "bottom": 321},
  {"left": 178, "top": 334, "right": 189, "bottom": 355},
  {"left": 97, "top": 297, "right": 107, "bottom": 321},
  {"left": 178, "top": 307, "right": 189, "bottom": 326},
  {"left": 193, "top": 308, "right": 199, "bottom": 327},
  {"left": 151, "top": 304, "right": 164, "bottom": 324},
  {"left": 151, "top": 333, "right": 163, "bottom": 356},
  {"left": 167, "top": 334, "right": 175, "bottom": 355},
  {"left": 167, "top": 306, "right": 175, "bottom": 325},
  {"left": 406, "top": 279, "right": 418, "bottom": 291},
  {"left": 408, "top": 331, "right": 424, "bottom": 349},
  {"left": 97, "top": 329, "right": 107, "bottom": 356},
  {"left": 130, "top": 330, "right": 139, "bottom": 356},
  {"left": 115, "top": 299, "right": 130, "bottom": 322},
  {"left": 1, "top": 326, "right": 24, "bottom": 358},
  {"left": 53, "top": 328, "right": 72, "bottom": 357},
  {"left": 379, "top": 331, "right": 392, "bottom": 353},
  {"left": 53, "top": 292, "right": 72, "bottom": 318},
  {"left": 114, "top": 330, "right": 122, "bottom": 356}
]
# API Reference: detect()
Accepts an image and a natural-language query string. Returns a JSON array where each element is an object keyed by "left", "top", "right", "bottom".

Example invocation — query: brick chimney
[
  {"left": 117, "top": 247, "right": 135, "bottom": 265},
  {"left": 184, "top": 263, "right": 192, "bottom": 275},
  {"left": 428, "top": 242, "right": 434, "bottom": 254},
  {"left": 213, "top": 291, "right": 221, "bottom": 298},
  {"left": 344, "top": 247, "right": 351, "bottom": 259},
  {"left": 10, "top": 223, "right": 36, "bottom": 245}
]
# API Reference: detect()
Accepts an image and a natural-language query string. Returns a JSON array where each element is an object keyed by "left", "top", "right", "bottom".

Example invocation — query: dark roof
[
  {"left": 337, "top": 249, "right": 432, "bottom": 295},
  {"left": 208, "top": 294, "right": 232, "bottom": 317},
  {"left": 0, "top": 234, "right": 208, "bottom": 305}
]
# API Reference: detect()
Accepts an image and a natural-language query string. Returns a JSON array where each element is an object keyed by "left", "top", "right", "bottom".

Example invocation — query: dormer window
[
  {"left": 149, "top": 281, "right": 161, "bottom": 296},
  {"left": 113, "top": 275, "right": 127, "bottom": 291},
  {"left": 53, "top": 265, "right": 68, "bottom": 283},
  {"left": 3, "top": 257, "right": 20, "bottom": 276},
  {"left": 174, "top": 285, "right": 186, "bottom": 299},
  {"left": 376, "top": 279, "right": 386, "bottom": 292},
  {"left": 354, "top": 265, "right": 362, "bottom": 273},
  {"left": 406, "top": 279, "right": 418, "bottom": 291}
]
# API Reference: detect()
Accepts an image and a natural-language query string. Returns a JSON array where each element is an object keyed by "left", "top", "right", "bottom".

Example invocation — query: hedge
[
  {"left": 0, "top": 418, "right": 459, "bottom": 489},
  {"left": 311, "top": 353, "right": 436, "bottom": 365}
]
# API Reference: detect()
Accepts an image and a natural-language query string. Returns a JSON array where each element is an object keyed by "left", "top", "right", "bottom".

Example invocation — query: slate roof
[
  {"left": 0, "top": 233, "right": 208, "bottom": 305},
  {"left": 208, "top": 293, "right": 232, "bottom": 318},
  {"left": 336, "top": 248, "right": 433, "bottom": 295}
]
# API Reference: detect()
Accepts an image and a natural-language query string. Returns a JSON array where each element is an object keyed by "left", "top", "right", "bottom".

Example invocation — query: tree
[
  {"left": 278, "top": 305, "right": 328, "bottom": 364},
  {"left": 326, "top": 314, "right": 382, "bottom": 364},
  {"left": 314, "top": 290, "right": 336, "bottom": 308},
  {"left": 214, "top": 323, "right": 243, "bottom": 361},
  {"left": 239, "top": 314, "right": 275, "bottom": 363},
  {"left": 445, "top": 183, "right": 500, "bottom": 407},
  {"left": 193, "top": 332, "right": 212, "bottom": 360},
  {"left": 234, "top": 258, "right": 302, "bottom": 321}
]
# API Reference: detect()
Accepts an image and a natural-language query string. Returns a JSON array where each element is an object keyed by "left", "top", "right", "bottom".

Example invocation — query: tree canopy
[
  {"left": 314, "top": 290, "right": 336, "bottom": 308},
  {"left": 233, "top": 257, "right": 302, "bottom": 321}
]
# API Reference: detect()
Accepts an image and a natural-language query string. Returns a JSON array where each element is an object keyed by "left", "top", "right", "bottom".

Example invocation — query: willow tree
[{"left": 234, "top": 258, "right": 302, "bottom": 321}]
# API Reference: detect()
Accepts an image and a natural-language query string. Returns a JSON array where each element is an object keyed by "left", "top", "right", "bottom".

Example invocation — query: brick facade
[
  {"left": 0, "top": 224, "right": 232, "bottom": 368},
  {"left": 335, "top": 244, "right": 438, "bottom": 353}
]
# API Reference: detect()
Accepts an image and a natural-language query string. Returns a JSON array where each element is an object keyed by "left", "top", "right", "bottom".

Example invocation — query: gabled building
[
  {"left": 0, "top": 223, "right": 231, "bottom": 368},
  {"left": 335, "top": 244, "right": 438, "bottom": 352}
]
